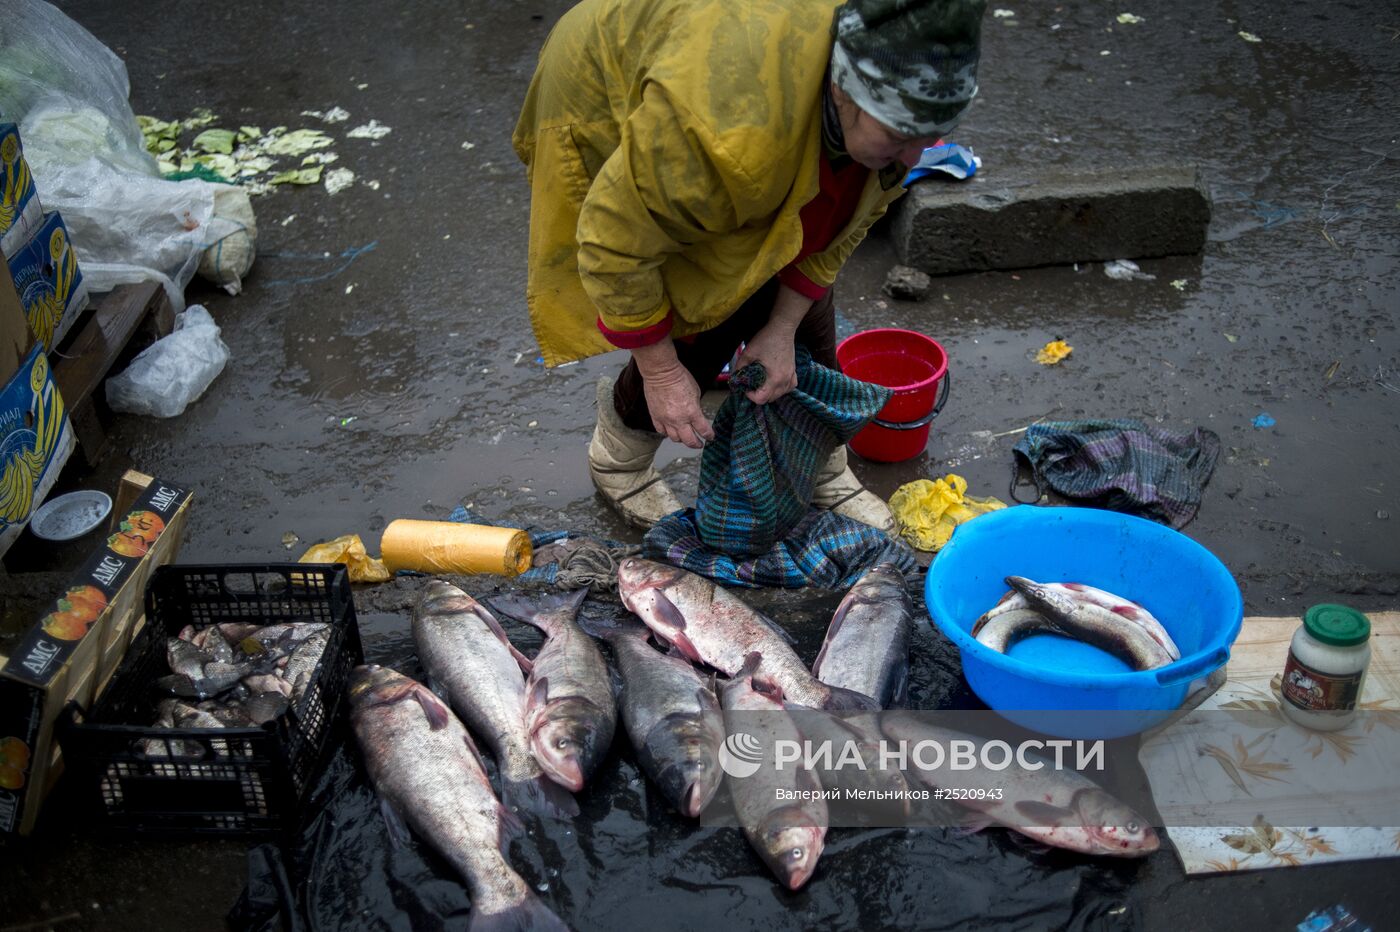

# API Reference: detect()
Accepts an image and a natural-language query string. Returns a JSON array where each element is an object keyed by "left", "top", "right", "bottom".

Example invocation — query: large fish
[
  {"left": 976, "top": 581, "right": 1179, "bottom": 660},
  {"left": 719, "top": 653, "right": 827, "bottom": 890},
  {"left": 812, "top": 563, "right": 913, "bottom": 708},
  {"left": 491, "top": 589, "right": 616, "bottom": 793},
  {"left": 348, "top": 666, "right": 568, "bottom": 932},
  {"left": 785, "top": 708, "right": 913, "bottom": 823},
  {"left": 973, "top": 577, "right": 1175, "bottom": 671},
  {"left": 412, "top": 581, "right": 577, "bottom": 818},
  {"left": 881, "top": 711, "right": 1159, "bottom": 858},
  {"left": 617, "top": 558, "right": 876, "bottom": 711},
  {"left": 581, "top": 614, "right": 724, "bottom": 817}
]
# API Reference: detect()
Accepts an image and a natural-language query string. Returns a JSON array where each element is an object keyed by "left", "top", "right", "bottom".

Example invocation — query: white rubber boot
[
  {"left": 811, "top": 445, "right": 896, "bottom": 534},
  {"left": 588, "top": 377, "right": 685, "bottom": 529}
]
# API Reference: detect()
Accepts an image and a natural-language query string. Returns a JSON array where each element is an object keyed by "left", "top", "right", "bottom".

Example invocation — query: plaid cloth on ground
[
  {"left": 695, "top": 346, "right": 892, "bottom": 556},
  {"left": 1012, "top": 419, "right": 1221, "bottom": 529},
  {"left": 644, "top": 507, "right": 917, "bottom": 589}
]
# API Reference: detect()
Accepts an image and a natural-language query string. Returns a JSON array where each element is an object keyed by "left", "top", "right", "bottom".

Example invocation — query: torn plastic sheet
[{"left": 904, "top": 143, "right": 981, "bottom": 185}]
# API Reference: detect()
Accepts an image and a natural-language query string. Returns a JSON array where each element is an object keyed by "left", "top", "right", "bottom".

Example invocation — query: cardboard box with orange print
[{"left": 0, "top": 471, "right": 191, "bottom": 834}]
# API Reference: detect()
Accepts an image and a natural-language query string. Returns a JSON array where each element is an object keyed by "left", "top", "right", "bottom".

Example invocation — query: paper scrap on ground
[
  {"left": 302, "top": 106, "right": 350, "bottom": 124},
  {"left": 1117, "top": 13, "right": 1144, "bottom": 24},
  {"left": 1138, "top": 612, "right": 1400, "bottom": 874},
  {"left": 347, "top": 120, "right": 392, "bottom": 140},
  {"left": 993, "top": 9, "right": 1015, "bottom": 18},
  {"left": 325, "top": 167, "right": 356, "bottom": 195},
  {"left": 1036, "top": 340, "right": 1073, "bottom": 365},
  {"left": 1104, "top": 258, "right": 1156, "bottom": 281},
  {"left": 1239, "top": 31, "right": 1262, "bottom": 43}
]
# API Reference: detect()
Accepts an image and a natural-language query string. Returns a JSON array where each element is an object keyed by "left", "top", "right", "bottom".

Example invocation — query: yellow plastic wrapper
[
  {"left": 888, "top": 474, "right": 1008, "bottom": 553},
  {"left": 1035, "top": 340, "right": 1073, "bottom": 365},
  {"left": 299, "top": 534, "right": 391, "bottom": 583}
]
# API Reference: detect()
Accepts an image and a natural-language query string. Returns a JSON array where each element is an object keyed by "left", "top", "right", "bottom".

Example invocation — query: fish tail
[
  {"left": 501, "top": 775, "right": 580, "bottom": 820},
  {"left": 822, "top": 685, "right": 881, "bottom": 712},
  {"left": 467, "top": 889, "right": 569, "bottom": 932},
  {"left": 489, "top": 588, "right": 586, "bottom": 630},
  {"left": 574, "top": 609, "right": 647, "bottom": 643}
]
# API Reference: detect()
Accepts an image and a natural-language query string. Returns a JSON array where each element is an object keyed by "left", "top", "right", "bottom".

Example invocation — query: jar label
[{"left": 1281, "top": 653, "right": 1363, "bottom": 713}]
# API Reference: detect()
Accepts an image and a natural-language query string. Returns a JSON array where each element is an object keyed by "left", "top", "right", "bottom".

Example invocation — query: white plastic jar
[{"left": 1280, "top": 604, "right": 1372, "bottom": 732}]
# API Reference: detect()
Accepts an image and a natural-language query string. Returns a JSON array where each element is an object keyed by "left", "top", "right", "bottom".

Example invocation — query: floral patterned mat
[{"left": 1138, "top": 611, "right": 1400, "bottom": 874}]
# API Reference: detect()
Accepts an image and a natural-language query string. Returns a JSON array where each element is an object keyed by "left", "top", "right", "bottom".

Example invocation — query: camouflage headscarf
[{"left": 831, "top": 0, "right": 987, "bottom": 138}]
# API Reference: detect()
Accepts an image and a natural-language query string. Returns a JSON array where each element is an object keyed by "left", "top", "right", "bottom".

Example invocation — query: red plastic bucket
[{"left": 836, "top": 328, "right": 950, "bottom": 462}]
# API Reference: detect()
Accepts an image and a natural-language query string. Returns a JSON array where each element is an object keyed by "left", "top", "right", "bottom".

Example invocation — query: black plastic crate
[{"left": 58, "top": 564, "right": 363, "bottom": 836}]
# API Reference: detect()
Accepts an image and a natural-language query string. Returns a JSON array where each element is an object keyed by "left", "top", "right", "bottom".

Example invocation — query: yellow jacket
[{"left": 513, "top": 0, "right": 906, "bottom": 367}]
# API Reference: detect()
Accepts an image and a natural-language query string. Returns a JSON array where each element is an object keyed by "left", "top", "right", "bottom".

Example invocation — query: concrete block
[{"left": 892, "top": 164, "right": 1211, "bottom": 275}]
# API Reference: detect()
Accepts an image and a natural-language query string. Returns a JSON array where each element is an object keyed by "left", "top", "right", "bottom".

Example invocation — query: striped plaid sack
[
  {"left": 1012, "top": 418, "right": 1221, "bottom": 529},
  {"left": 694, "top": 347, "right": 891, "bottom": 555},
  {"left": 643, "top": 506, "right": 916, "bottom": 589}
]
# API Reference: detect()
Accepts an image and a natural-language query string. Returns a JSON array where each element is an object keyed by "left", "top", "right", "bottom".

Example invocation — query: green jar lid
[{"left": 1303, "top": 604, "right": 1372, "bottom": 646}]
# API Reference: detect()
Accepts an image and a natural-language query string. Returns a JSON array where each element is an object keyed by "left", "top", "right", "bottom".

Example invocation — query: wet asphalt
[{"left": 2, "top": 0, "right": 1398, "bottom": 930}]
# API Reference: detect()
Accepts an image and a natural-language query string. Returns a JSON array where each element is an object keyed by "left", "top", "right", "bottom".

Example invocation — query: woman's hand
[
  {"left": 734, "top": 325, "right": 797, "bottom": 405},
  {"left": 733, "top": 283, "right": 814, "bottom": 405},
  {"left": 632, "top": 341, "right": 714, "bottom": 449}
]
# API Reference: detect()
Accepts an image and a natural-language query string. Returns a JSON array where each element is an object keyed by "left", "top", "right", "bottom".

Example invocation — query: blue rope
[{"left": 260, "top": 241, "right": 379, "bottom": 286}]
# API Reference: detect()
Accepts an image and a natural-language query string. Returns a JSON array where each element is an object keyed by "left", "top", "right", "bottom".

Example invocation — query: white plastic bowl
[{"left": 29, "top": 490, "right": 113, "bottom": 541}]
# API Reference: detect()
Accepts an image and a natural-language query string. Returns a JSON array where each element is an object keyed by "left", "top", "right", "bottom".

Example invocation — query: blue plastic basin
[{"left": 924, "top": 506, "right": 1243, "bottom": 738}]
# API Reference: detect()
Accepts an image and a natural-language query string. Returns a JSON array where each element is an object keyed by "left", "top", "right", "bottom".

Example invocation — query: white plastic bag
[
  {"left": 0, "top": 1, "right": 255, "bottom": 309},
  {"left": 105, "top": 305, "right": 230, "bottom": 418}
]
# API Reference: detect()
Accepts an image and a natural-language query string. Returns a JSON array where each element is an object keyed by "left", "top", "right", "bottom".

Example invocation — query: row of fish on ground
[{"left": 347, "top": 557, "right": 1161, "bottom": 931}]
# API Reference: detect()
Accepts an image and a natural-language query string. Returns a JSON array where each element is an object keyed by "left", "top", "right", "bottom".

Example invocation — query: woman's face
[{"left": 833, "top": 84, "right": 938, "bottom": 170}]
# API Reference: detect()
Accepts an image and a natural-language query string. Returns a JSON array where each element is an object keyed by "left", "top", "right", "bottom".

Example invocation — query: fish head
[
  {"left": 167, "top": 638, "right": 212, "bottom": 679},
  {"left": 643, "top": 714, "right": 724, "bottom": 817},
  {"left": 616, "top": 558, "right": 687, "bottom": 606},
  {"left": 1006, "top": 576, "right": 1078, "bottom": 619},
  {"left": 417, "top": 579, "right": 475, "bottom": 615},
  {"left": 756, "top": 806, "right": 826, "bottom": 890},
  {"left": 529, "top": 697, "right": 610, "bottom": 792},
  {"left": 347, "top": 664, "right": 413, "bottom": 709},
  {"left": 1074, "top": 788, "right": 1160, "bottom": 856},
  {"left": 872, "top": 753, "right": 914, "bottom": 800}
]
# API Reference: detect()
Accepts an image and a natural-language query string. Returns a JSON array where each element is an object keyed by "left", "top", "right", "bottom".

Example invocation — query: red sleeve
[
  {"left": 777, "top": 265, "right": 830, "bottom": 300},
  {"left": 596, "top": 309, "right": 674, "bottom": 349}
]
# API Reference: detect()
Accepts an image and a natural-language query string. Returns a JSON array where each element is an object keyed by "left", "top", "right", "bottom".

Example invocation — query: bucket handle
[
  {"left": 1154, "top": 646, "right": 1229, "bottom": 687},
  {"left": 872, "top": 370, "right": 951, "bottom": 431}
]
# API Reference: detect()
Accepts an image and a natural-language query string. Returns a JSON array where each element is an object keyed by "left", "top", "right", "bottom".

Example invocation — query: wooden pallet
[{"left": 51, "top": 282, "right": 174, "bottom": 467}]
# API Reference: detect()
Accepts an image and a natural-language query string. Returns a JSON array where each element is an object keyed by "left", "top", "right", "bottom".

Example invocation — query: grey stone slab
[{"left": 892, "top": 164, "right": 1211, "bottom": 275}]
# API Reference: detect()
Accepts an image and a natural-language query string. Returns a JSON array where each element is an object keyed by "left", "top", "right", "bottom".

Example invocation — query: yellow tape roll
[{"left": 380, "top": 519, "right": 532, "bottom": 577}]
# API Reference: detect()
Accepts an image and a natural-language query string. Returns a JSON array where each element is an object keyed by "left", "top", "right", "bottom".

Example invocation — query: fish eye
[
  {"left": 788, "top": 848, "right": 804, "bottom": 861},
  {"left": 556, "top": 738, "right": 572, "bottom": 750},
  {"left": 1127, "top": 820, "right": 1141, "bottom": 833}
]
